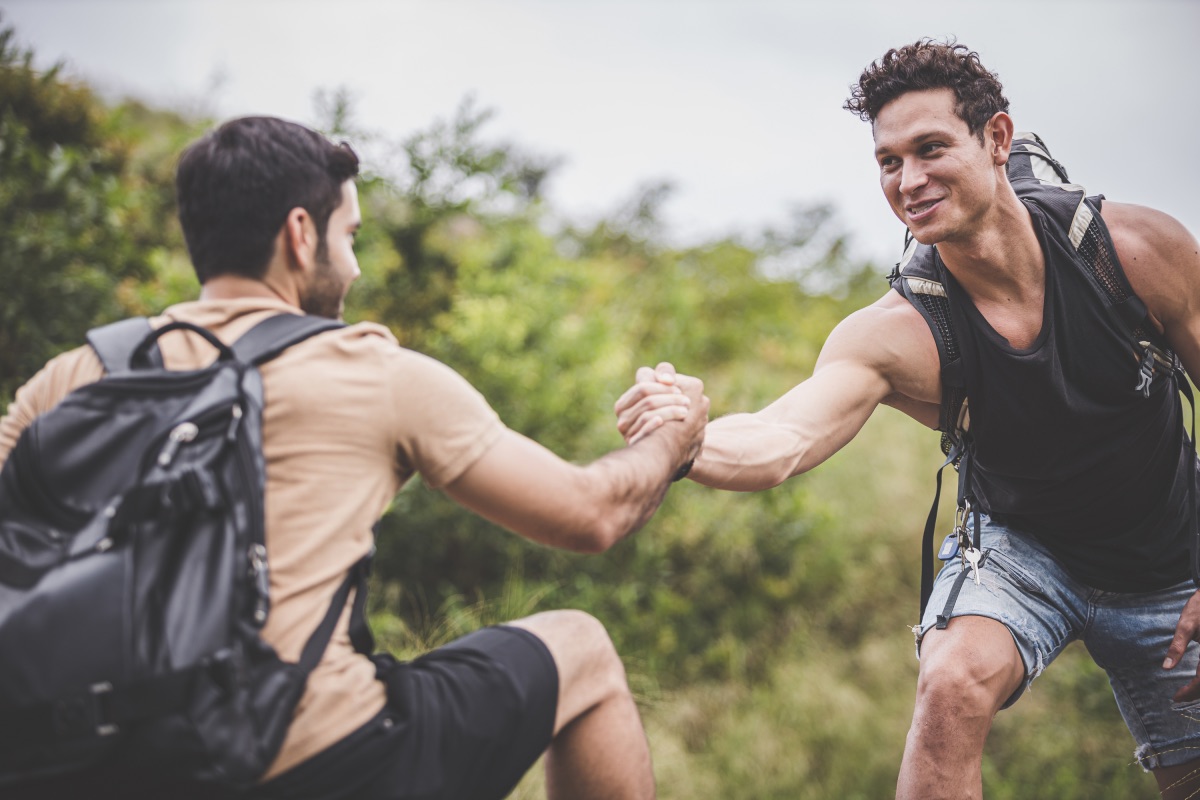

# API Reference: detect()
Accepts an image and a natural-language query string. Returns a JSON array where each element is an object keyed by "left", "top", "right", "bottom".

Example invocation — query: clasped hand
[{"left": 614, "top": 361, "right": 704, "bottom": 449}]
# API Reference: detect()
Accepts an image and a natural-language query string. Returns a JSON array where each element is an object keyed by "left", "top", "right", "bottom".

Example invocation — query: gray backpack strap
[
  {"left": 86, "top": 317, "right": 160, "bottom": 374},
  {"left": 891, "top": 238, "right": 969, "bottom": 454},
  {"left": 231, "top": 313, "right": 346, "bottom": 366}
]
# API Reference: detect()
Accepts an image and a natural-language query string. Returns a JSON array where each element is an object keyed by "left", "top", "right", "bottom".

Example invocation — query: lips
[{"left": 906, "top": 197, "right": 942, "bottom": 223}]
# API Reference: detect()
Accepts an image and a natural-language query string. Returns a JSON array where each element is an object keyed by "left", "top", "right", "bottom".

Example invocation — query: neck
[
  {"left": 937, "top": 197, "right": 1044, "bottom": 306},
  {"left": 198, "top": 273, "right": 301, "bottom": 309}
]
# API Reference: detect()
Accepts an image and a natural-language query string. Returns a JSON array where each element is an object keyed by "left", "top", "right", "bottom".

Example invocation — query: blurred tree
[
  {"left": 0, "top": 22, "right": 153, "bottom": 403},
  {"left": 0, "top": 20, "right": 202, "bottom": 403}
]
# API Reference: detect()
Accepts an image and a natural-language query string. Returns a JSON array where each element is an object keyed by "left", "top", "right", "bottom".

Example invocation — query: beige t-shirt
[{"left": 0, "top": 297, "right": 506, "bottom": 779}]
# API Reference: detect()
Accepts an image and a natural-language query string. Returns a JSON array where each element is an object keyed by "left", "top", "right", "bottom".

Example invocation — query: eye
[
  {"left": 920, "top": 142, "right": 945, "bottom": 156},
  {"left": 879, "top": 155, "right": 900, "bottom": 171}
]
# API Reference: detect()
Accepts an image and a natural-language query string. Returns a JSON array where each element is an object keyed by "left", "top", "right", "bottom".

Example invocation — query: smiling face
[{"left": 872, "top": 88, "right": 1004, "bottom": 247}]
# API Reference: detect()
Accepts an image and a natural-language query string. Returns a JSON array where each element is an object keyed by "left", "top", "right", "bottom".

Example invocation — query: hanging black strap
[
  {"left": 936, "top": 550, "right": 990, "bottom": 630},
  {"left": 1178, "top": 374, "right": 1200, "bottom": 592},
  {"left": 296, "top": 552, "right": 373, "bottom": 673},
  {"left": 957, "top": 444, "right": 980, "bottom": 554},
  {"left": 920, "top": 440, "right": 961, "bottom": 618}
]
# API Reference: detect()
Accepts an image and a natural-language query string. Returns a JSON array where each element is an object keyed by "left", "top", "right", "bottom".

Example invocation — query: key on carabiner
[{"left": 964, "top": 547, "right": 982, "bottom": 585}]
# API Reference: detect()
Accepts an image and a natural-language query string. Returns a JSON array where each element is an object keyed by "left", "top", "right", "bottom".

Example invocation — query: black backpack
[
  {"left": 888, "top": 133, "right": 1195, "bottom": 620},
  {"left": 0, "top": 312, "right": 373, "bottom": 792}
]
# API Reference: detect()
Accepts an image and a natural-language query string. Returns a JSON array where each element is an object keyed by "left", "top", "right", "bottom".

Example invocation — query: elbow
[{"left": 561, "top": 511, "right": 626, "bottom": 554}]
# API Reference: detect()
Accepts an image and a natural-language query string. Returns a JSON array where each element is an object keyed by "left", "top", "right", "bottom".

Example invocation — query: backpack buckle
[{"left": 52, "top": 681, "right": 119, "bottom": 739}]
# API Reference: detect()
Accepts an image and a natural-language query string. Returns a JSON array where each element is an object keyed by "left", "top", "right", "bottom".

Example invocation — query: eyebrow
[{"left": 874, "top": 129, "right": 956, "bottom": 158}]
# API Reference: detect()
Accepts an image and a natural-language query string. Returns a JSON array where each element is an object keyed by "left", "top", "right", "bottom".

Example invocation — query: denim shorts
[{"left": 915, "top": 516, "right": 1200, "bottom": 770}]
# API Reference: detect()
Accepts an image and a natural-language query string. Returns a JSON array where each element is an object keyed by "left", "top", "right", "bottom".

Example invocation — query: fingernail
[{"left": 1164, "top": 657, "right": 1175, "bottom": 669}]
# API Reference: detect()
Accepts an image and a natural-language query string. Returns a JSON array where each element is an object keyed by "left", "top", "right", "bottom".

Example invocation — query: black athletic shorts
[{"left": 253, "top": 624, "right": 559, "bottom": 800}]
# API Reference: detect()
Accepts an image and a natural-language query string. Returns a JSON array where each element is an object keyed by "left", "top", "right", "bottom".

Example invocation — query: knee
[
  {"left": 914, "top": 647, "right": 1018, "bottom": 725},
  {"left": 514, "top": 609, "right": 628, "bottom": 691},
  {"left": 561, "top": 610, "right": 625, "bottom": 679}
]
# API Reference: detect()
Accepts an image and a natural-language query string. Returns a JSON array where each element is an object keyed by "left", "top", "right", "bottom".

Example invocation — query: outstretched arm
[
  {"left": 615, "top": 293, "right": 940, "bottom": 492},
  {"left": 445, "top": 373, "right": 709, "bottom": 554}
]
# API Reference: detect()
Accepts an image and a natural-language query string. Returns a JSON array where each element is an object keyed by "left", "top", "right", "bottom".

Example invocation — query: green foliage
[
  {"left": 0, "top": 22, "right": 199, "bottom": 404},
  {"left": 0, "top": 22, "right": 1161, "bottom": 796}
]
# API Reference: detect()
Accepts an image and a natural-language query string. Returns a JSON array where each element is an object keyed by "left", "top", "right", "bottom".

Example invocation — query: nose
[{"left": 898, "top": 158, "right": 928, "bottom": 196}]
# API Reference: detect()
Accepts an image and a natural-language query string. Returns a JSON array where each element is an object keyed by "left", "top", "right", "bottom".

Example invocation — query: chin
[{"left": 907, "top": 226, "right": 943, "bottom": 247}]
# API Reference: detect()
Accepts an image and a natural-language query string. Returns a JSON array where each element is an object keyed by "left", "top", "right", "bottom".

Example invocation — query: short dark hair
[
  {"left": 176, "top": 116, "right": 360, "bottom": 283},
  {"left": 844, "top": 39, "right": 1010, "bottom": 141}
]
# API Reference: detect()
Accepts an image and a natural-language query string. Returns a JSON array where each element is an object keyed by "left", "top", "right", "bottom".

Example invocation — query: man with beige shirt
[{"left": 0, "top": 116, "right": 707, "bottom": 799}]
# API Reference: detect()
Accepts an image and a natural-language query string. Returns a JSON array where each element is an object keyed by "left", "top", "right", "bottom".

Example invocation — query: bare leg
[
  {"left": 896, "top": 615, "right": 1025, "bottom": 800},
  {"left": 1155, "top": 758, "right": 1200, "bottom": 799},
  {"left": 509, "top": 610, "right": 655, "bottom": 800}
]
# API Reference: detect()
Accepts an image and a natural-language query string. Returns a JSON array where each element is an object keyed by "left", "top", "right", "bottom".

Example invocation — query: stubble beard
[{"left": 299, "top": 242, "right": 346, "bottom": 320}]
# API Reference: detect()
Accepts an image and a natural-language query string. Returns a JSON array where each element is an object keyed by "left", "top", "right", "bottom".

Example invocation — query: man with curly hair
[{"left": 616, "top": 39, "right": 1200, "bottom": 798}]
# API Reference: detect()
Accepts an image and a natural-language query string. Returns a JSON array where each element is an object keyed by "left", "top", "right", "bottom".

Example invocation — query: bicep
[{"left": 698, "top": 303, "right": 922, "bottom": 488}]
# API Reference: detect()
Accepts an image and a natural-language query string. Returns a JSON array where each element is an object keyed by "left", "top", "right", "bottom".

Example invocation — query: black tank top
[{"left": 939, "top": 198, "right": 1193, "bottom": 591}]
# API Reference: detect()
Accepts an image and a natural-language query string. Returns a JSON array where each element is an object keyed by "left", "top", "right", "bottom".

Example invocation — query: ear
[
  {"left": 986, "top": 111, "right": 1015, "bottom": 167},
  {"left": 282, "top": 206, "right": 319, "bottom": 274}
]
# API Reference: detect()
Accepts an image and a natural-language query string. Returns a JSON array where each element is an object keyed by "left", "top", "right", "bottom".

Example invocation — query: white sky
[{"left": 3, "top": 0, "right": 1198, "bottom": 268}]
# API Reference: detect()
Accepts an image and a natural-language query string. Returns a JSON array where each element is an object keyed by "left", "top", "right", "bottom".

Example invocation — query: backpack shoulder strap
[
  {"left": 232, "top": 313, "right": 346, "bottom": 366},
  {"left": 86, "top": 317, "right": 161, "bottom": 374},
  {"left": 890, "top": 238, "right": 969, "bottom": 454}
]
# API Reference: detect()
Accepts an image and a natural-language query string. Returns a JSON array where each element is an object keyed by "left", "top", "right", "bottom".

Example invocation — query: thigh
[
  {"left": 915, "top": 518, "right": 1088, "bottom": 708},
  {"left": 255, "top": 625, "right": 558, "bottom": 800},
  {"left": 1087, "top": 580, "right": 1200, "bottom": 772}
]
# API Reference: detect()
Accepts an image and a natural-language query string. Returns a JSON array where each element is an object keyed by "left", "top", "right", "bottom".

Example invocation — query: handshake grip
[{"left": 614, "top": 362, "right": 708, "bottom": 472}]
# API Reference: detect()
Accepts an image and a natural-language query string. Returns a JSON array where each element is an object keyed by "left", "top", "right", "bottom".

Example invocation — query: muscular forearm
[
  {"left": 576, "top": 425, "right": 693, "bottom": 549},
  {"left": 687, "top": 412, "right": 811, "bottom": 491}
]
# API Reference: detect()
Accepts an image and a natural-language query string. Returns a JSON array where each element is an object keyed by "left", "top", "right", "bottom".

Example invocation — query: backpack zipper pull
[
  {"left": 1135, "top": 348, "right": 1155, "bottom": 398},
  {"left": 249, "top": 544, "right": 270, "bottom": 625},
  {"left": 226, "top": 404, "right": 243, "bottom": 441},
  {"left": 158, "top": 422, "right": 199, "bottom": 467}
]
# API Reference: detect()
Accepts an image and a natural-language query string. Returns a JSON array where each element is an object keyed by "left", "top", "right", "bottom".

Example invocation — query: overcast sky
[{"left": 4, "top": 0, "right": 1198, "bottom": 269}]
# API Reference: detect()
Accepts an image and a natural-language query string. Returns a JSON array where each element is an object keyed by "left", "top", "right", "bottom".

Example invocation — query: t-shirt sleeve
[
  {"left": 0, "top": 346, "right": 105, "bottom": 468},
  {"left": 386, "top": 348, "right": 506, "bottom": 489}
]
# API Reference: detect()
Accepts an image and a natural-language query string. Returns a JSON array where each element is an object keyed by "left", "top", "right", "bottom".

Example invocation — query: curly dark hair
[
  {"left": 176, "top": 117, "right": 360, "bottom": 283},
  {"left": 845, "top": 39, "right": 1009, "bottom": 141}
]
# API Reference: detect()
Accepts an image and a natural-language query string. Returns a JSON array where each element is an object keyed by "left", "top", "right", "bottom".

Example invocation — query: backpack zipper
[{"left": 156, "top": 422, "right": 200, "bottom": 467}]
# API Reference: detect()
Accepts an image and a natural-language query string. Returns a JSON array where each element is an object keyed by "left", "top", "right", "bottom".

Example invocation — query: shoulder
[
  {"left": 281, "top": 319, "right": 494, "bottom": 407},
  {"left": 12, "top": 344, "right": 105, "bottom": 411},
  {"left": 820, "top": 290, "right": 942, "bottom": 403},
  {"left": 830, "top": 291, "right": 940, "bottom": 366},
  {"left": 1100, "top": 202, "right": 1200, "bottom": 327},
  {"left": 1101, "top": 202, "right": 1199, "bottom": 268},
  {"left": 0, "top": 344, "right": 104, "bottom": 465}
]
